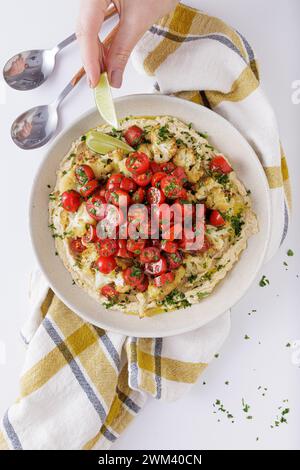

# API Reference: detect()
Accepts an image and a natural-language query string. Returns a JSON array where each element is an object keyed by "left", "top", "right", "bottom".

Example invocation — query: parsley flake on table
[
  {"left": 271, "top": 401, "right": 290, "bottom": 428},
  {"left": 259, "top": 275, "right": 270, "bottom": 287},
  {"left": 213, "top": 400, "right": 235, "bottom": 423},
  {"left": 287, "top": 249, "right": 294, "bottom": 256}
]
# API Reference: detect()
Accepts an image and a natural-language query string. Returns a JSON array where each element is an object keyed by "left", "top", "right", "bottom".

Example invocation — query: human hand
[{"left": 76, "top": 0, "right": 179, "bottom": 88}]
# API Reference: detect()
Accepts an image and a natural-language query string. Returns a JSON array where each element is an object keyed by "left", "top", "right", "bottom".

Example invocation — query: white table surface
[{"left": 0, "top": 0, "right": 299, "bottom": 450}]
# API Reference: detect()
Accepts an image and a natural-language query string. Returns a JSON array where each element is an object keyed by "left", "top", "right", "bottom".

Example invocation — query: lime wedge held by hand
[
  {"left": 86, "top": 130, "right": 134, "bottom": 155},
  {"left": 94, "top": 72, "right": 119, "bottom": 128}
]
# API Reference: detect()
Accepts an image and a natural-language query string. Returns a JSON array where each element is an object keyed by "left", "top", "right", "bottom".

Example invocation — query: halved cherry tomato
[
  {"left": 79, "top": 179, "right": 99, "bottom": 198},
  {"left": 128, "top": 205, "right": 148, "bottom": 224},
  {"left": 101, "top": 284, "right": 118, "bottom": 299},
  {"left": 132, "top": 169, "right": 153, "bottom": 187},
  {"left": 131, "top": 187, "right": 145, "bottom": 203},
  {"left": 161, "top": 175, "right": 183, "bottom": 199},
  {"left": 151, "top": 171, "right": 167, "bottom": 188},
  {"left": 120, "top": 177, "right": 137, "bottom": 192},
  {"left": 160, "top": 240, "right": 178, "bottom": 254},
  {"left": 160, "top": 162, "right": 176, "bottom": 174},
  {"left": 86, "top": 195, "right": 107, "bottom": 221},
  {"left": 173, "top": 199, "right": 195, "bottom": 220},
  {"left": 75, "top": 165, "right": 95, "bottom": 185},
  {"left": 172, "top": 167, "right": 188, "bottom": 185},
  {"left": 69, "top": 238, "right": 86, "bottom": 254},
  {"left": 153, "top": 272, "right": 175, "bottom": 287},
  {"left": 96, "top": 239, "right": 118, "bottom": 257},
  {"left": 116, "top": 240, "right": 131, "bottom": 258},
  {"left": 106, "top": 189, "right": 131, "bottom": 207},
  {"left": 161, "top": 223, "right": 183, "bottom": 241},
  {"left": 97, "top": 187, "right": 107, "bottom": 198},
  {"left": 140, "top": 247, "right": 161, "bottom": 264},
  {"left": 96, "top": 256, "right": 116, "bottom": 274},
  {"left": 123, "top": 266, "right": 145, "bottom": 287},
  {"left": 105, "top": 204, "right": 124, "bottom": 226},
  {"left": 124, "top": 125, "right": 144, "bottom": 147},
  {"left": 178, "top": 226, "right": 205, "bottom": 251},
  {"left": 196, "top": 236, "right": 211, "bottom": 253},
  {"left": 135, "top": 276, "right": 149, "bottom": 292},
  {"left": 150, "top": 161, "right": 162, "bottom": 173},
  {"left": 126, "top": 239, "right": 146, "bottom": 255},
  {"left": 209, "top": 210, "right": 225, "bottom": 226},
  {"left": 125, "top": 152, "right": 150, "bottom": 175},
  {"left": 61, "top": 190, "right": 81, "bottom": 212},
  {"left": 178, "top": 188, "right": 187, "bottom": 199},
  {"left": 82, "top": 225, "right": 98, "bottom": 246},
  {"left": 146, "top": 187, "right": 166, "bottom": 205},
  {"left": 210, "top": 155, "right": 232, "bottom": 174},
  {"left": 144, "top": 257, "right": 167, "bottom": 276},
  {"left": 106, "top": 173, "right": 123, "bottom": 191},
  {"left": 166, "top": 251, "right": 183, "bottom": 270}
]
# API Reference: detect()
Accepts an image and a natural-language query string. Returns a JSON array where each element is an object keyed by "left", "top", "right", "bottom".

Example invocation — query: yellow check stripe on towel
[
  {"left": 0, "top": 271, "right": 230, "bottom": 450},
  {"left": 133, "top": 2, "right": 291, "bottom": 260}
]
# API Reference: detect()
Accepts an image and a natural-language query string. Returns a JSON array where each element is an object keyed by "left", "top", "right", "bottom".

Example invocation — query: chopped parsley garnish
[
  {"left": 213, "top": 400, "right": 234, "bottom": 423},
  {"left": 187, "top": 274, "right": 198, "bottom": 283},
  {"left": 197, "top": 291, "right": 209, "bottom": 300},
  {"left": 109, "top": 128, "right": 123, "bottom": 139},
  {"left": 103, "top": 298, "right": 118, "bottom": 309},
  {"left": 81, "top": 135, "right": 86, "bottom": 142},
  {"left": 230, "top": 213, "right": 244, "bottom": 237},
  {"left": 215, "top": 173, "right": 229, "bottom": 186},
  {"left": 287, "top": 249, "right": 294, "bottom": 256},
  {"left": 271, "top": 401, "right": 290, "bottom": 428},
  {"left": 197, "top": 131, "right": 208, "bottom": 139},
  {"left": 161, "top": 289, "right": 191, "bottom": 310},
  {"left": 242, "top": 398, "right": 251, "bottom": 414},
  {"left": 259, "top": 275, "right": 270, "bottom": 287},
  {"left": 158, "top": 125, "right": 171, "bottom": 142}
]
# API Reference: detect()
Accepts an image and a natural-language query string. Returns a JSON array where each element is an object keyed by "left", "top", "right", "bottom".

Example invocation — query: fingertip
[{"left": 109, "top": 69, "right": 123, "bottom": 88}]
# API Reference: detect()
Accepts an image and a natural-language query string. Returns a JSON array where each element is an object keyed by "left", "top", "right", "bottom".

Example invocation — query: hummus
[{"left": 49, "top": 116, "right": 258, "bottom": 318}]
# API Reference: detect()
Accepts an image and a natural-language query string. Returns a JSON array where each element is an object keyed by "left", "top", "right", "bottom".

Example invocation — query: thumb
[{"left": 106, "top": 23, "right": 144, "bottom": 88}]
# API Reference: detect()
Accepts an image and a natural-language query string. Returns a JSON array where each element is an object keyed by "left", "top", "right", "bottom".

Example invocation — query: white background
[{"left": 0, "top": 0, "right": 299, "bottom": 450}]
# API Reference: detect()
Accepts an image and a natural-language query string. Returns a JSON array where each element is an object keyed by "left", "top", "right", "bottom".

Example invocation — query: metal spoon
[
  {"left": 11, "top": 68, "right": 86, "bottom": 149},
  {"left": 3, "top": 4, "right": 117, "bottom": 91},
  {"left": 11, "top": 24, "right": 119, "bottom": 150}
]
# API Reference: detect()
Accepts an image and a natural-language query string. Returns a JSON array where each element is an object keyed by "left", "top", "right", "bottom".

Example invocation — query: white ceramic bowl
[{"left": 30, "top": 94, "right": 271, "bottom": 337}]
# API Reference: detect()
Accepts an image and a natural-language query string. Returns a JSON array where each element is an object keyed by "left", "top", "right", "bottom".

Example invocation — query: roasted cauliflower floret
[
  {"left": 195, "top": 177, "right": 219, "bottom": 200},
  {"left": 186, "top": 161, "right": 205, "bottom": 183},
  {"left": 205, "top": 186, "right": 245, "bottom": 215},
  {"left": 66, "top": 203, "right": 95, "bottom": 237},
  {"left": 58, "top": 170, "right": 76, "bottom": 193},
  {"left": 174, "top": 147, "right": 196, "bottom": 168},
  {"left": 147, "top": 266, "right": 186, "bottom": 301},
  {"left": 173, "top": 147, "right": 204, "bottom": 183},
  {"left": 138, "top": 143, "right": 154, "bottom": 160},
  {"left": 150, "top": 127, "right": 177, "bottom": 163}
]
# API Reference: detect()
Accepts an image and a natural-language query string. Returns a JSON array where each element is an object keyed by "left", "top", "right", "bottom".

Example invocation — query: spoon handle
[
  {"left": 56, "top": 33, "right": 77, "bottom": 52},
  {"left": 54, "top": 22, "right": 119, "bottom": 108},
  {"left": 55, "top": 4, "right": 117, "bottom": 52}
]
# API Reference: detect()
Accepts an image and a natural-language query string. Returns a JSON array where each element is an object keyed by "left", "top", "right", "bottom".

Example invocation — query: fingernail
[
  {"left": 111, "top": 69, "right": 123, "bottom": 88},
  {"left": 87, "top": 76, "right": 93, "bottom": 88}
]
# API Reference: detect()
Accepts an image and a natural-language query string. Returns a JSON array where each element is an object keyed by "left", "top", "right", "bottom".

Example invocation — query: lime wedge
[
  {"left": 86, "top": 130, "right": 134, "bottom": 155},
  {"left": 94, "top": 72, "right": 118, "bottom": 128}
]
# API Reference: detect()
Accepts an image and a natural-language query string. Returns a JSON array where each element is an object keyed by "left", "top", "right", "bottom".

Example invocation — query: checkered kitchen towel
[{"left": 0, "top": 3, "right": 289, "bottom": 450}]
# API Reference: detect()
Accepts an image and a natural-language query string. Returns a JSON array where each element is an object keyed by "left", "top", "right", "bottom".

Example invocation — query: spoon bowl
[
  {"left": 11, "top": 104, "right": 58, "bottom": 149},
  {"left": 3, "top": 49, "right": 57, "bottom": 91}
]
